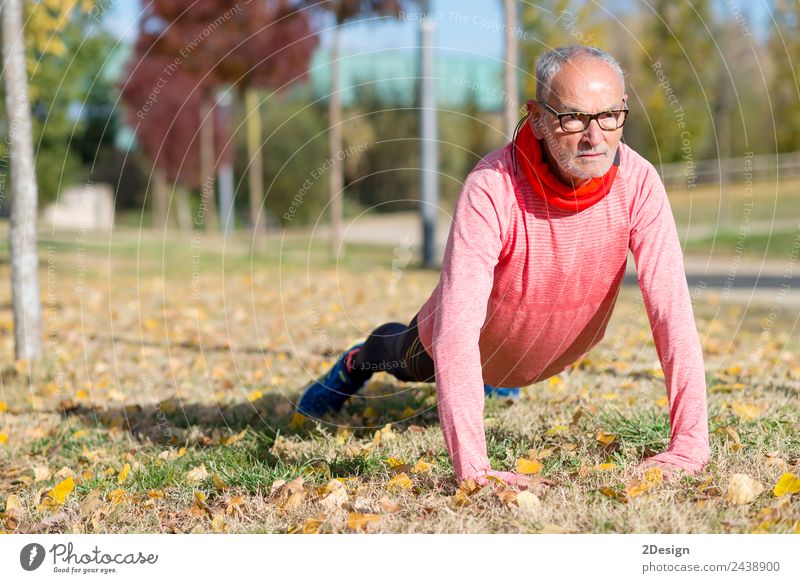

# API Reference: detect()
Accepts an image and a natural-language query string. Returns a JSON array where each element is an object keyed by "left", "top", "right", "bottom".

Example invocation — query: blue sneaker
[
  {"left": 484, "top": 384, "right": 521, "bottom": 400},
  {"left": 297, "top": 343, "right": 369, "bottom": 417}
]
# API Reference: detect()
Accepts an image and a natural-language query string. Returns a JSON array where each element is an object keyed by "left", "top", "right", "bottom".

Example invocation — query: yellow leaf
[
  {"left": 400, "top": 406, "right": 416, "bottom": 418},
  {"left": 289, "top": 413, "right": 307, "bottom": 431},
  {"left": 346, "top": 512, "right": 380, "bottom": 531},
  {"left": 545, "top": 424, "right": 569, "bottom": 436},
  {"left": 147, "top": 490, "right": 164, "bottom": 499},
  {"left": 387, "top": 472, "right": 413, "bottom": 491},
  {"left": 731, "top": 402, "right": 763, "bottom": 421},
  {"left": 386, "top": 457, "right": 405, "bottom": 468},
  {"left": 596, "top": 463, "right": 617, "bottom": 472},
  {"left": 47, "top": 477, "right": 75, "bottom": 505},
  {"left": 211, "top": 513, "right": 228, "bottom": 533},
  {"left": 247, "top": 390, "right": 263, "bottom": 402},
  {"left": 117, "top": 463, "right": 131, "bottom": 484},
  {"left": 725, "top": 474, "right": 764, "bottom": 505},
  {"left": 5, "top": 494, "right": 23, "bottom": 512},
  {"left": 655, "top": 396, "right": 669, "bottom": 407},
  {"left": 772, "top": 473, "right": 800, "bottom": 497},
  {"left": 72, "top": 429, "right": 88, "bottom": 439},
  {"left": 515, "top": 458, "right": 543, "bottom": 475},
  {"left": 596, "top": 431, "right": 616, "bottom": 445},
  {"left": 0, "top": 401, "right": 7, "bottom": 413},
  {"left": 0, "top": 433, "right": 7, "bottom": 445},
  {"left": 600, "top": 392, "right": 618, "bottom": 400},
  {"left": 600, "top": 486, "right": 626, "bottom": 502},
  {"left": 108, "top": 489, "right": 128, "bottom": 505},
  {"left": 213, "top": 473, "right": 228, "bottom": 491},
  {"left": 411, "top": 460, "right": 431, "bottom": 474}
]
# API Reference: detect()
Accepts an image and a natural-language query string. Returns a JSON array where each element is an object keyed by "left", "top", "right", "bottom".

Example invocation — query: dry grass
[{"left": 0, "top": 226, "right": 799, "bottom": 534}]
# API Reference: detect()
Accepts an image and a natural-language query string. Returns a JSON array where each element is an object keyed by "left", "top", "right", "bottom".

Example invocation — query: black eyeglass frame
[{"left": 537, "top": 100, "right": 629, "bottom": 133}]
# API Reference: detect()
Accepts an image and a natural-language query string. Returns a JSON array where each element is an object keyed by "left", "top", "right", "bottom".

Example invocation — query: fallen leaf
[
  {"left": 596, "top": 431, "right": 616, "bottom": 445},
  {"left": 731, "top": 402, "right": 763, "bottom": 421},
  {"left": 107, "top": 489, "right": 128, "bottom": 505},
  {"left": 772, "top": 473, "right": 800, "bottom": 497},
  {"left": 596, "top": 463, "right": 618, "bottom": 472},
  {"left": 411, "top": 460, "right": 431, "bottom": 474},
  {"left": 79, "top": 490, "right": 103, "bottom": 518},
  {"left": 211, "top": 513, "right": 228, "bottom": 533},
  {"left": 515, "top": 458, "right": 543, "bottom": 475},
  {"left": 600, "top": 486, "right": 627, "bottom": 502},
  {"left": 185, "top": 465, "right": 210, "bottom": 483},
  {"left": 2, "top": 494, "right": 24, "bottom": 529},
  {"left": 32, "top": 466, "right": 51, "bottom": 482},
  {"left": 387, "top": 472, "right": 413, "bottom": 492},
  {"left": 625, "top": 468, "right": 664, "bottom": 499},
  {"left": 46, "top": 477, "right": 75, "bottom": 505},
  {"left": 725, "top": 474, "right": 764, "bottom": 505},
  {"left": 212, "top": 473, "right": 228, "bottom": 491},
  {"left": 515, "top": 490, "right": 541, "bottom": 513},
  {"left": 378, "top": 496, "right": 401, "bottom": 513},
  {"left": 117, "top": 463, "right": 131, "bottom": 484},
  {"left": 318, "top": 480, "right": 347, "bottom": 510},
  {"left": 347, "top": 512, "right": 380, "bottom": 531}
]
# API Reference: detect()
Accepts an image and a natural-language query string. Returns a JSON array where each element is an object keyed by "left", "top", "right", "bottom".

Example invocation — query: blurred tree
[
  {"left": 122, "top": 0, "right": 318, "bottom": 233},
  {"left": 519, "top": 0, "right": 605, "bottom": 100},
  {"left": 768, "top": 0, "right": 800, "bottom": 152},
  {"left": 309, "top": 0, "right": 417, "bottom": 256},
  {"left": 635, "top": 0, "right": 716, "bottom": 164},
  {"left": 0, "top": 1, "right": 117, "bottom": 203}
]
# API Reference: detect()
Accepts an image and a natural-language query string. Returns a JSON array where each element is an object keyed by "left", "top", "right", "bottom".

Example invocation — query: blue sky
[{"left": 104, "top": 0, "right": 770, "bottom": 54}]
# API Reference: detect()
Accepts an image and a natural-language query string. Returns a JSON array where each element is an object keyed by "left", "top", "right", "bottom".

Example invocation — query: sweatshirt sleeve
[
  {"left": 432, "top": 168, "right": 507, "bottom": 481},
  {"left": 628, "top": 164, "right": 710, "bottom": 472}
]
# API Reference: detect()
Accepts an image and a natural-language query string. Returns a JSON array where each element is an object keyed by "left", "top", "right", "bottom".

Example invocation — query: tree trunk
[
  {"left": 245, "top": 88, "right": 266, "bottom": 245},
  {"left": 153, "top": 166, "right": 170, "bottom": 230},
  {"left": 199, "top": 94, "right": 219, "bottom": 232},
  {"left": 3, "top": 0, "right": 43, "bottom": 361},
  {"left": 328, "top": 25, "right": 344, "bottom": 257},
  {"left": 503, "top": 0, "right": 519, "bottom": 139},
  {"left": 175, "top": 184, "right": 192, "bottom": 233}
]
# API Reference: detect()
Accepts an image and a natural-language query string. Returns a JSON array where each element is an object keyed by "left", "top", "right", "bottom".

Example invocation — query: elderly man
[{"left": 298, "top": 45, "right": 709, "bottom": 488}]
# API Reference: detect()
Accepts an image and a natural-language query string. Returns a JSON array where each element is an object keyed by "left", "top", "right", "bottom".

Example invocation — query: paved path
[{"left": 330, "top": 212, "right": 800, "bottom": 309}]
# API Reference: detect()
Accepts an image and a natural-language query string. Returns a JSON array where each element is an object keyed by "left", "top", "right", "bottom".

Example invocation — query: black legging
[{"left": 350, "top": 313, "right": 436, "bottom": 383}]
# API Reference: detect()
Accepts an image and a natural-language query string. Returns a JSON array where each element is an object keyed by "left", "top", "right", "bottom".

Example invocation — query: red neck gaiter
[{"left": 514, "top": 120, "right": 618, "bottom": 212}]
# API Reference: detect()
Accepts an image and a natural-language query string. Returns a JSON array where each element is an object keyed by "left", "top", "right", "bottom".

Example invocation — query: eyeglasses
[{"left": 538, "top": 100, "right": 629, "bottom": 133}]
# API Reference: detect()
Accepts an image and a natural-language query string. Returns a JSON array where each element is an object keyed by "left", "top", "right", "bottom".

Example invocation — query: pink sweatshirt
[{"left": 416, "top": 141, "right": 710, "bottom": 481}]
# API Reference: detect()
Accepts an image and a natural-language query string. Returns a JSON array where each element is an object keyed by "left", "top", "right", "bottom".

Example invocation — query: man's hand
[
  {"left": 633, "top": 458, "right": 688, "bottom": 482},
  {"left": 471, "top": 470, "right": 552, "bottom": 496}
]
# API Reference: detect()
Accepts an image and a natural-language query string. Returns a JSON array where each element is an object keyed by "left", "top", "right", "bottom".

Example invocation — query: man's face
[{"left": 529, "top": 57, "right": 627, "bottom": 186}]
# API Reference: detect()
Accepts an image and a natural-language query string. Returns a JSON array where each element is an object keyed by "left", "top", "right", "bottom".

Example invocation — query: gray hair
[{"left": 535, "top": 45, "right": 625, "bottom": 102}]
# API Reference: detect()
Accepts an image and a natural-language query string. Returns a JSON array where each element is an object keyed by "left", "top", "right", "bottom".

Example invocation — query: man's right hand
[{"left": 472, "top": 470, "right": 540, "bottom": 490}]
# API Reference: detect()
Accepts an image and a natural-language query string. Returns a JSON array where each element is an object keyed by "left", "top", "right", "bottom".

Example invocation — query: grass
[{"left": 0, "top": 222, "right": 799, "bottom": 534}]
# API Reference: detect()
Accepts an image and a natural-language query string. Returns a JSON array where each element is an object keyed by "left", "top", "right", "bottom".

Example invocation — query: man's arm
[
  {"left": 431, "top": 169, "right": 506, "bottom": 482},
  {"left": 629, "top": 165, "right": 710, "bottom": 473}
]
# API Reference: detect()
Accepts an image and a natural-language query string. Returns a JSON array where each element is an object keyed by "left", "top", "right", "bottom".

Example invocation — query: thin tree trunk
[
  {"left": 3, "top": 0, "right": 43, "bottom": 360},
  {"left": 328, "top": 25, "right": 344, "bottom": 257},
  {"left": 503, "top": 0, "right": 519, "bottom": 139},
  {"left": 153, "top": 166, "right": 169, "bottom": 230},
  {"left": 175, "top": 184, "right": 192, "bottom": 233},
  {"left": 245, "top": 88, "right": 266, "bottom": 244},
  {"left": 199, "top": 94, "right": 219, "bottom": 232}
]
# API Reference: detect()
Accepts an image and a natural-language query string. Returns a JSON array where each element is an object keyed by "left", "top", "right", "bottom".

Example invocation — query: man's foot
[
  {"left": 484, "top": 384, "right": 521, "bottom": 400},
  {"left": 297, "top": 343, "right": 368, "bottom": 418}
]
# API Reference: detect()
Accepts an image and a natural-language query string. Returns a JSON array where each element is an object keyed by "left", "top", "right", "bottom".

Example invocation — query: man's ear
[{"left": 526, "top": 99, "right": 545, "bottom": 140}]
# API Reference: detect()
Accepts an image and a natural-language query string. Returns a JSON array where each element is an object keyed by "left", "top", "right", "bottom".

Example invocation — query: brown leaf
[
  {"left": 346, "top": 512, "right": 380, "bottom": 531},
  {"left": 725, "top": 474, "right": 764, "bottom": 505},
  {"left": 378, "top": 496, "right": 402, "bottom": 513}
]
